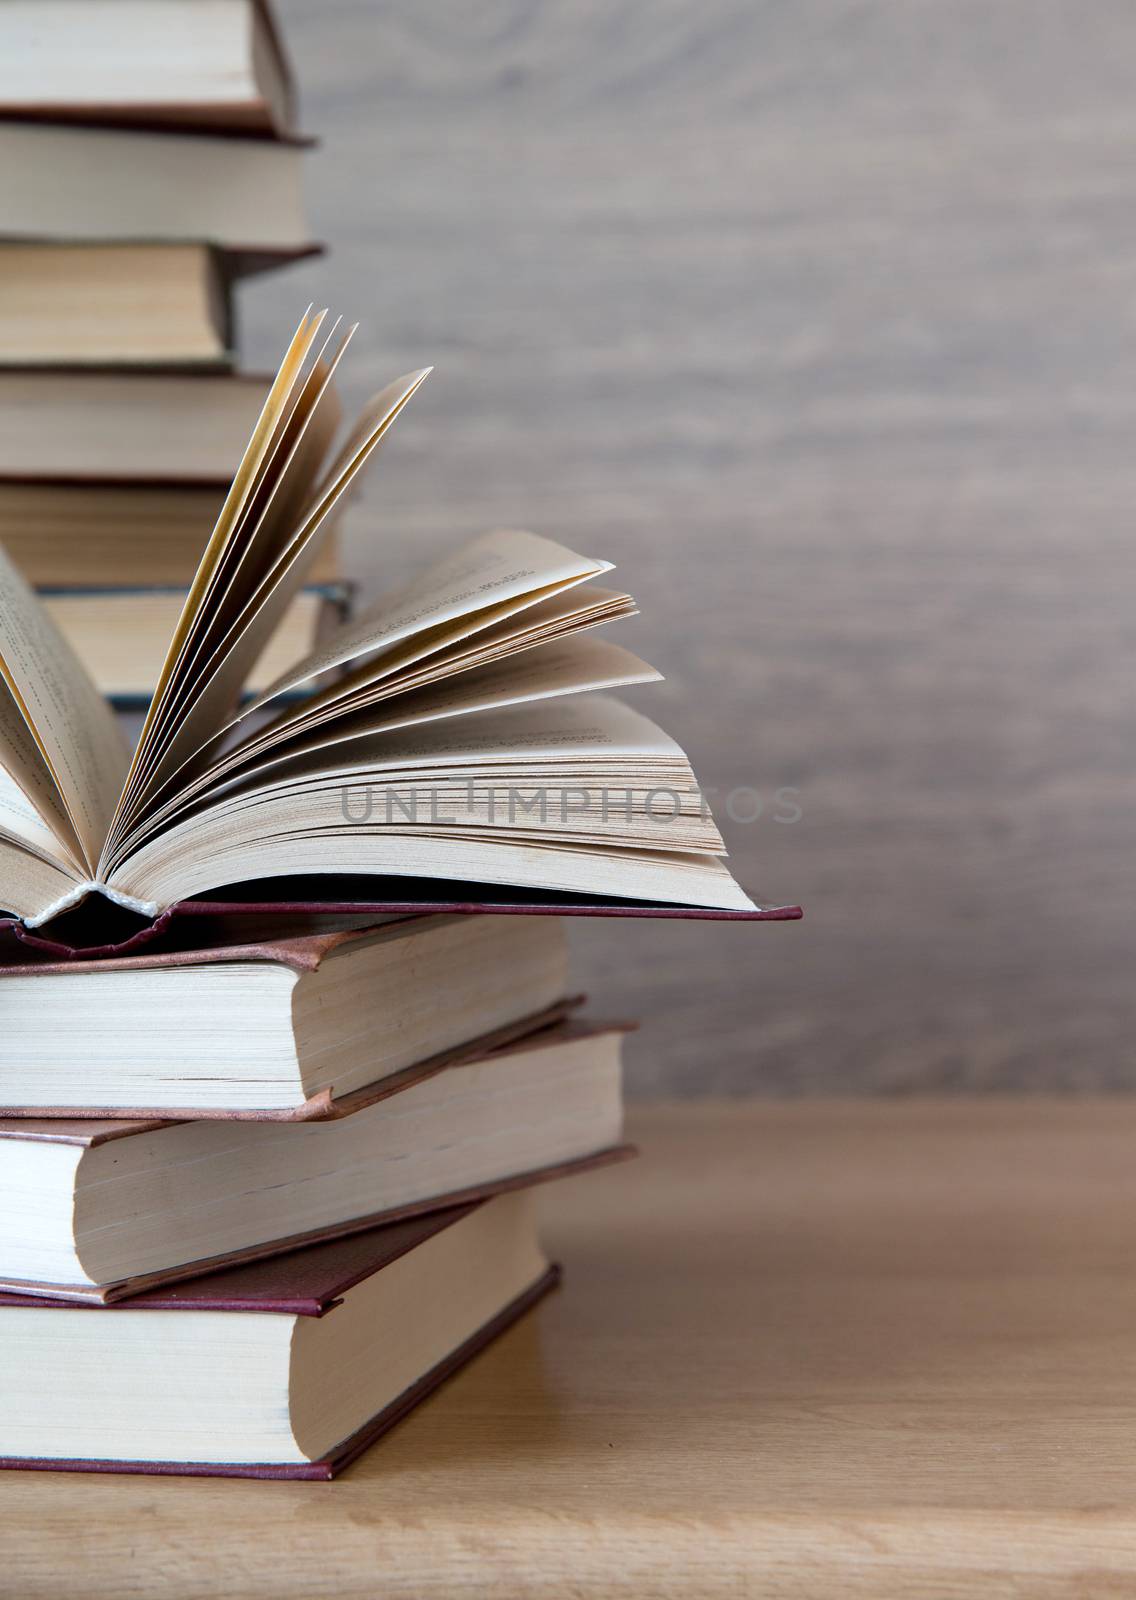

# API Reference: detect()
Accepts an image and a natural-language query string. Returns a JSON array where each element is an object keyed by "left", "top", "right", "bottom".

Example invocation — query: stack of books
[
  {"left": 0, "top": 0, "right": 348, "bottom": 707},
  {"left": 0, "top": 0, "right": 800, "bottom": 1459},
  {"left": 0, "top": 912, "right": 633, "bottom": 1478},
  {"left": 0, "top": 299, "right": 791, "bottom": 1472}
]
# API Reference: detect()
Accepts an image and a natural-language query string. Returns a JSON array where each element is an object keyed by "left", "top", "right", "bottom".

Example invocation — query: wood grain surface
[
  {"left": 8, "top": 1100, "right": 1136, "bottom": 1596},
  {"left": 239, "top": 1, "right": 1136, "bottom": 1092}
]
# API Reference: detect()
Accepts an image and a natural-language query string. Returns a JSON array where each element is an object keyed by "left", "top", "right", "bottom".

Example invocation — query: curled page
[
  {"left": 229, "top": 529, "right": 613, "bottom": 724},
  {"left": 0, "top": 545, "right": 127, "bottom": 872}
]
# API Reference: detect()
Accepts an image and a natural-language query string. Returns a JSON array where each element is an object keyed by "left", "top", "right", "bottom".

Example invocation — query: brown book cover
[{"left": 0, "top": 1202, "right": 564, "bottom": 1479}]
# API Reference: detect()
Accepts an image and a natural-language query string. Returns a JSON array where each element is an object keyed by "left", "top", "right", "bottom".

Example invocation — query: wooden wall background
[{"left": 244, "top": 0, "right": 1136, "bottom": 1095}]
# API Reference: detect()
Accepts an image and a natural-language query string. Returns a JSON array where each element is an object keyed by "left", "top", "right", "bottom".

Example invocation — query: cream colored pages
[
  {"left": 0, "top": 769, "right": 48, "bottom": 859},
  {"left": 230, "top": 529, "right": 613, "bottom": 723},
  {"left": 350, "top": 637, "right": 662, "bottom": 736},
  {"left": 198, "top": 576, "right": 635, "bottom": 788},
  {"left": 0, "top": 676, "right": 84, "bottom": 868},
  {"left": 215, "top": 576, "right": 631, "bottom": 766},
  {"left": 105, "top": 309, "right": 328, "bottom": 859},
  {"left": 124, "top": 329, "right": 351, "bottom": 794},
  {"left": 105, "top": 590, "right": 642, "bottom": 857},
  {"left": 309, "top": 693, "right": 692, "bottom": 772},
  {"left": 0, "top": 764, "right": 77, "bottom": 868},
  {"left": 124, "top": 366, "right": 430, "bottom": 822},
  {"left": 157, "top": 697, "right": 703, "bottom": 812},
  {"left": 0, "top": 836, "right": 80, "bottom": 922},
  {"left": 126, "top": 638, "right": 663, "bottom": 841},
  {"left": 0, "top": 545, "right": 126, "bottom": 871},
  {"left": 233, "top": 581, "right": 638, "bottom": 762}
]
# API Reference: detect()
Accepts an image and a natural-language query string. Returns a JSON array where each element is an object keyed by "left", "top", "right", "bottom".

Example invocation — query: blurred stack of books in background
[{"left": 0, "top": 0, "right": 350, "bottom": 707}]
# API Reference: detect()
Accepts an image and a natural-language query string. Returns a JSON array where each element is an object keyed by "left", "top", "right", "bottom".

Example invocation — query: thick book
[
  {"left": 0, "top": 0, "right": 296, "bottom": 137},
  {"left": 0, "top": 913, "right": 572, "bottom": 1114},
  {"left": 0, "top": 1191, "right": 558, "bottom": 1478},
  {"left": 0, "top": 369, "right": 274, "bottom": 483},
  {"left": 0, "top": 123, "right": 317, "bottom": 267},
  {"left": 43, "top": 585, "right": 350, "bottom": 710},
  {"left": 0, "top": 243, "right": 239, "bottom": 369},
  {"left": 3, "top": 484, "right": 343, "bottom": 590},
  {"left": 0, "top": 1020, "right": 631, "bottom": 1304},
  {"left": 0, "top": 309, "right": 785, "bottom": 936}
]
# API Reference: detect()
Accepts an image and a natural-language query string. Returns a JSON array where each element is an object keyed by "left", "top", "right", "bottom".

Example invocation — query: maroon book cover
[
  {"left": 0, "top": 874, "right": 801, "bottom": 962},
  {"left": 0, "top": 1201, "right": 565, "bottom": 1480},
  {"left": 0, "top": 1201, "right": 512, "bottom": 1315},
  {"left": 0, "top": 911, "right": 591, "bottom": 1121}
]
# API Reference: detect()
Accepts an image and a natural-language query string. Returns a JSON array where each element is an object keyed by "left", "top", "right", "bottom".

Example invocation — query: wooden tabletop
[{"left": 10, "top": 1099, "right": 1136, "bottom": 1597}]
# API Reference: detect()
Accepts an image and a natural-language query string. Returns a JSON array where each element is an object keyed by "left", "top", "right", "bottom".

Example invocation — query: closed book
[
  {"left": 0, "top": 914, "right": 572, "bottom": 1114},
  {"left": 0, "top": 481, "right": 343, "bottom": 589},
  {"left": 0, "top": 242, "right": 238, "bottom": 369},
  {"left": 0, "top": 369, "right": 273, "bottom": 482},
  {"left": 0, "top": 1191, "right": 559, "bottom": 1478},
  {"left": 0, "top": 1020, "right": 631, "bottom": 1303},
  {"left": 0, "top": 123, "right": 317, "bottom": 266},
  {"left": 0, "top": 0, "right": 296, "bottom": 137}
]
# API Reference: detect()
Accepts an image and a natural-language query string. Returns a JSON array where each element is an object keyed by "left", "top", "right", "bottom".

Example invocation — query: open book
[{"left": 0, "top": 310, "right": 755, "bottom": 930}]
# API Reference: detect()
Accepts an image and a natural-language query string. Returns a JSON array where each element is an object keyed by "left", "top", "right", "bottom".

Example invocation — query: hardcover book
[
  {"left": 0, "top": 913, "right": 572, "bottom": 1114},
  {"left": 0, "top": 1191, "right": 558, "bottom": 1478},
  {"left": 0, "top": 243, "right": 239, "bottom": 369},
  {"left": 0, "top": 123, "right": 317, "bottom": 269},
  {"left": 0, "top": 0, "right": 296, "bottom": 136},
  {"left": 0, "top": 1020, "right": 631, "bottom": 1304},
  {"left": 0, "top": 309, "right": 784, "bottom": 938},
  {"left": 0, "top": 368, "right": 274, "bottom": 482},
  {"left": 0, "top": 483, "right": 343, "bottom": 590}
]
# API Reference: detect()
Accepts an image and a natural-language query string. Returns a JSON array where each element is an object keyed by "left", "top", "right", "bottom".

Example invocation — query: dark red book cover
[{"left": 0, "top": 873, "right": 801, "bottom": 962}]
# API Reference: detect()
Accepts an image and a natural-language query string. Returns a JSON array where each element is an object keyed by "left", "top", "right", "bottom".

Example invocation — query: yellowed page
[
  {"left": 137, "top": 308, "right": 323, "bottom": 723},
  {"left": 104, "top": 308, "right": 327, "bottom": 860},
  {"left": 241, "top": 580, "right": 637, "bottom": 754},
  {"left": 233, "top": 529, "right": 613, "bottom": 722},
  {"left": 110, "top": 368, "right": 430, "bottom": 844},
  {"left": 0, "top": 545, "right": 127, "bottom": 871},
  {"left": 125, "top": 329, "right": 349, "bottom": 790},
  {"left": 130, "top": 638, "right": 662, "bottom": 838},
  {"left": 0, "top": 769, "right": 69, "bottom": 865},
  {"left": 302, "top": 693, "right": 693, "bottom": 772},
  {"left": 0, "top": 674, "right": 84, "bottom": 868},
  {"left": 104, "top": 587, "right": 639, "bottom": 860},
  {"left": 0, "top": 833, "right": 83, "bottom": 922},
  {"left": 341, "top": 637, "right": 661, "bottom": 735},
  {"left": 108, "top": 579, "right": 634, "bottom": 857},
  {"left": 224, "top": 575, "right": 630, "bottom": 766}
]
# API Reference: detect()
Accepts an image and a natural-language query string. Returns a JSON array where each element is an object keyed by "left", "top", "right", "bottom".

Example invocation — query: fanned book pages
[{"left": 0, "top": 308, "right": 761, "bottom": 933}]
